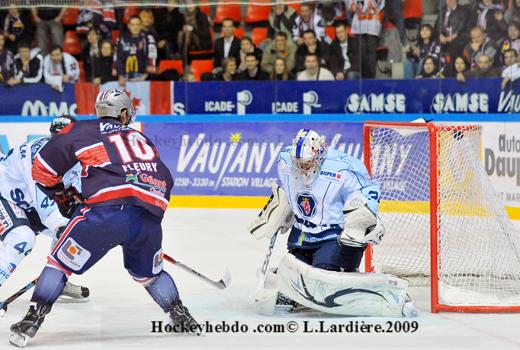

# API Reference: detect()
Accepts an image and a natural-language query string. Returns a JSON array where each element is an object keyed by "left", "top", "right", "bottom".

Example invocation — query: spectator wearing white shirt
[
  {"left": 346, "top": 0, "right": 385, "bottom": 78},
  {"left": 292, "top": 3, "right": 327, "bottom": 45},
  {"left": 501, "top": 48, "right": 520, "bottom": 89},
  {"left": 297, "top": 53, "right": 334, "bottom": 81},
  {"left": 43, "top": 45, "right": 79, "bottom": 92}
]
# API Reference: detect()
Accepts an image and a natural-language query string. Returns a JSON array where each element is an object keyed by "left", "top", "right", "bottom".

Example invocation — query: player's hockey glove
[{"left": 53, "top": 187, "right": 83, "bottom": 219}]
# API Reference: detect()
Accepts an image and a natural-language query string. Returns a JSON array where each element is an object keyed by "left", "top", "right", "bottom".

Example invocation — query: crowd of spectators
[{"left": 0, "top": 0, "right": 518, "bottom": 90}]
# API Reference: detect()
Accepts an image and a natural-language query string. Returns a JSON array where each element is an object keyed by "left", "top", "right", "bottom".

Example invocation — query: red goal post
[{"left": 363, "top": 121, "right": 520, "bottom": 313}]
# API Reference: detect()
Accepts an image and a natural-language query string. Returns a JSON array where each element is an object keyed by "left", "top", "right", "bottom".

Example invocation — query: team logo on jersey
[
  {"left": 319, "top": 170, "right": 342, "bottom": 182},
  {"left": 152, "top": 249, "right": 163, "bottom": 275},
  {"left": 8, "top": 263, "right": 16, "bottom": 273},
  {"left": 57, "top": 238, "right": 91, "bottom": 271},
  {"left": 296, "top": 192, "right": 317, "bottom": 218}
]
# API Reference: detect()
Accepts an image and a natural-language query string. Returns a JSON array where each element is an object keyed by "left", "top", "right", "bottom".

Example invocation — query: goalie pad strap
[{"left": 277, "top": 253, "right": 408, "bottom": 317}]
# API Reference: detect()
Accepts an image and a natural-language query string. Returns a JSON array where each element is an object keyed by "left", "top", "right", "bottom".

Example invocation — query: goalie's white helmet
[
  {"left": 95, "top": 89, "right": 136, "bottom": 125},
  {"left": 290, "top": 129, "right": 327, "bottom": 185}
]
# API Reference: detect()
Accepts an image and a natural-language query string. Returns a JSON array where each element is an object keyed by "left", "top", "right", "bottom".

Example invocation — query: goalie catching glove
[
  {"left": 248, "top": 183, "right": 295, "bottom": 239},
  {"left": 339, "top": 194, "right": 385, "bottom": 248}
]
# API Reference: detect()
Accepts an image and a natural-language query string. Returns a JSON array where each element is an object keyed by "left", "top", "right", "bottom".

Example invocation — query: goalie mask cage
[{"left": 363, "top": 121, "right": 520, "bottom": 313}]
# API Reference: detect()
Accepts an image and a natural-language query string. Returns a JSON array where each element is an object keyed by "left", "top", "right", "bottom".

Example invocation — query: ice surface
[{"left": 1, "top": 209, "right": 520, "bottom": 349}]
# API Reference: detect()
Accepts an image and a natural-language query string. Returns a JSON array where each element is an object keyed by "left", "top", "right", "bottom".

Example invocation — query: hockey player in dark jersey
[{"left": 9, "top": 89, "right": 198, "bottom": 347}]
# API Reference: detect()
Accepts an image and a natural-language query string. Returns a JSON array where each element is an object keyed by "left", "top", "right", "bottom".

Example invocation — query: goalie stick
[
  {"left": 163, "top": 253, "right": 231, "bottom": 290},
  {"left": 0, "top": 278, "right": 38, "bottom": 315},
  {"left": 256, "top": 229, "right": 280, "bottom": 292}
]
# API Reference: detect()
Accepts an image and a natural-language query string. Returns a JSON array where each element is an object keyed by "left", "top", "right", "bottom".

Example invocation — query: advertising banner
[
  {"left": 0, "top": 84, "right": 76, "bottom": 116},
  {"left": 145, "top": 122, "right": 364, "bottom": 196}
]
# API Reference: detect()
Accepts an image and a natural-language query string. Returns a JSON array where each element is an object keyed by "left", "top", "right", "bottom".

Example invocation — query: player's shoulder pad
[{"left": 319, "top": 149, "right": 360, "bottom": 182}]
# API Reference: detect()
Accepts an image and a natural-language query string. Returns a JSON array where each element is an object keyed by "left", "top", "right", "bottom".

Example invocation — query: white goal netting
[{"left": 366, "top": 123, "right": 520, "bottom": 308}]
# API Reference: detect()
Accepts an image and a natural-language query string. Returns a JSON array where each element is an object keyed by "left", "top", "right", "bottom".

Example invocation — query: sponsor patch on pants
[
  {"left": 57, "top": 238, "right": 91, "bottom": 271},
  {"left": 153, "top": 249, "right": 163, "bottom": 275}
]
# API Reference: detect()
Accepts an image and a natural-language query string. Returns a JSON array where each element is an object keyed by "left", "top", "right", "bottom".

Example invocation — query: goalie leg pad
[
  {"left": 277, "top": 253, "right": 409, "bottom": 317},
  {"left": 248, "top": 183, "right": 295, "bottom": 239}
]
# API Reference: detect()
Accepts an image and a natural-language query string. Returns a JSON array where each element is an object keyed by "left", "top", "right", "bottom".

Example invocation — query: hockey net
[{"left": 363, "top": 121, "right": 520, "bottom": 313}]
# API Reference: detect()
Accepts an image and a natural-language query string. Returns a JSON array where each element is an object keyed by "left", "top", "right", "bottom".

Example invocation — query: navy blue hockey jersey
[{"left": 32, "top": 119, "right": 173, "bottom": 217}]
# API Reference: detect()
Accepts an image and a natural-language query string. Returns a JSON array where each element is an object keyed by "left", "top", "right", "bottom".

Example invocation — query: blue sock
[
  {"left": 31, "top": 267, "right": 67, "bottom": 305},
  {"left": 145, "top": 271, "right": 179, "bottom": 312}
]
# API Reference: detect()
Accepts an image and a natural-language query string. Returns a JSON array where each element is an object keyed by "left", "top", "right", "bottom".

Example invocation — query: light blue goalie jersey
[
  {"left": 0, "top": 137, "right": 82, "bottom": 233},
  {"left": 277, "top": 147, "right": 380, "bottom": 249}
]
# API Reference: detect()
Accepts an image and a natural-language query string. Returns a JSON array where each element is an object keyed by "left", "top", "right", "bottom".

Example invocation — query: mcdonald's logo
[{"left": 125, "top": 55, "right": 139, "bottom": 74}]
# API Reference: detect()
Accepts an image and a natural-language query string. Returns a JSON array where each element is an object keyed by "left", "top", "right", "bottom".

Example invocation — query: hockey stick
[
  {"left": 256, "top": 229, "right": 280, "bottom": 291},
  {"left": 0, "top": 278, "right": 38, "bottom": 314},
  {"left": 163, "top": 253, "right": 231, "bottom": 290}
]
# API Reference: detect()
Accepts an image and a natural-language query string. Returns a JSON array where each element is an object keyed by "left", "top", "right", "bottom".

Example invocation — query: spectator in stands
[
  {"left": 81, "top": 28, "right": 100, "bottom": 82},
  {"left": 3, "top": 7, "right": 33, "bottom": 54},
  {"left": 92, "top": 39, "right": 116, "bottom": 84},
  {"left": 416, "top": 56, "right": 441, "bottom": 79},
  {"left": 435, "top": 0, "right": 469, "bottom": 62},
  {"left": 31, "top": 7, "right": 66, "bottom": 55},
  {"left": 346, "top": 0, "right": 385, "bottom": 79},
  {"left": 116, "top": 15, "right": 157, "bottom": 87},
  {"left": 473, "top": 0, "right": 508, "bottom": 43},
  {"left": 76, "top": 1, "right": 116, "bottom": 41},
  {"left": 237, "top": 53, "right": 268, "bottom": 80},
  {"left": 177, "top": 6, "right": 212, "bottom": 60},
  {"left": 384, "top": 0, "right": 406, "bottom": 44},
  {"left": 0, "top": 33, "right": 14, "bottom": 84},
  {"left": 268, "top": 3, "right": 297, "bottom": 41},
  {"left": 445, "top": 55, "right": 470, "bottom": 82},
  {"left": 214, "top": 18, "right": 241, "bottom": 71},
  {"left": 139, "top": 9, "right": 159, "bottom": 42},
  {"left": 296, "top": 53, "right": 334, "bottom": 81},
  {"left": 329, "top": 22, "right": 360, "bottom": 80},
  {"left": 463, "top": 26, "right": 498, "bottom": 69},
  {"left": 214, "top": 57, "right": 239, "bottom": 81},
  {"left": 505, "top": 0, "right": 520, "bottom": 24},
  {"left": 261, "top": 31, "right": 296, "bottom": 74},
  {"left": 501, "top": 48, "right": 520, "bottom": 89},
  {"left": 270, "top": 57, "right": 295, "bottom": 80},
  {"left": 466, "top": 53, "right": 500, "bottom": 77},
  {"left": 153, "top": 4, "right": 184, "bottom": 59},
  {"left": 238, "top": 37, "right": 262, "bottom": 72},
  {"left": 317, "top": 2, "right": 344, "bottom": 25},
  {"left": 501, "top": 22, "right": 520, "bottom": 55},
  {"left": 292, "top": 3, "right": 327, "bottom": 44},
  {"left": 295, "top": 30, "right": 330, "bottom": 73},
  {"left": 405, "top": 24, "right": 441, "bottom": 79},
  {"left": 7, "top": 42, "right": 43, "bottom": 86},
  {"left": 43, "top": 45, "right": 79, "bottom": 92}
]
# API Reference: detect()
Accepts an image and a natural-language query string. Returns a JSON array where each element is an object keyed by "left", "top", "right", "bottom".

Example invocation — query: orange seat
[
  {"left": 63, "top": 31, "right": 81, "bottom": 55},
  {"left": 234, "top": 27, "right": 244, "bottom": 39},
  {"left": 198, "top": 0, "right": 211, "bottom": 16},
  {"left": 403, "top": 0, "right": 423, "bottom": 19},
  {"left": 191, "top": 59, "right": 214, "bottom": 81},
  {"left": 244, "top": 1, "right": 270, "bottom": 23},
  {"left": 325, "top": 26, "right": 336, "bottom": 41},
  {"left": 159, "top": 59, "right": 184, "bottom": 75},
  {"left": 123, "top": 6, "right": 141, "bottom": 24},
  {"left": 288, "top": 3, "right": 301, "bottom": 11},
  {"left": 111, "top": 30, "right": 120, "bottom": 42},
  {"left": 62, "top": 8, "right": 79, "bottom": 26},
  {"left": 213, "top": 2, "right": 241, "bottom": 24},
  {"left": 251, "top": 27, "right": 268, "bottom": 47}
]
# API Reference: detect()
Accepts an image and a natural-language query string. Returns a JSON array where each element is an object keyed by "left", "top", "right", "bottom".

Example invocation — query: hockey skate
[
  {"left": 402, "top": 294, "right": 419, "bottom": 318},
  {"left": 57, "top": 281, "right": 90, "bottom": 303},
  {"left": 168, "top": 299, "right": 200, "bottom": 335},
  {"left": 9, "top": 303, "right": 52, "bottom": 348}
]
